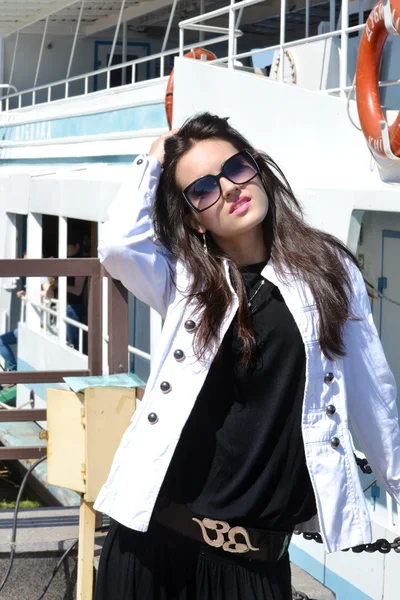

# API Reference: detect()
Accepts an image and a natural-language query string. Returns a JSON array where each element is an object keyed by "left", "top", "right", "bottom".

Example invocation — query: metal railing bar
[
  {"left": 127, "top": 345, "right": 151, "bottom": 362},
  {"left": 3, "top": 33, "right": 232, "bottom": 103},
  {"left": 0, "top": 409, "right": 47, "bottom": 422},
  {"left": 63, "top": 316, "right": 88, "bottom": 331},
  {"left": 0, "top": 370, "right": 90, "bottom": 385},
  {"left": 26, "top": 299, "right": 58, "bottom": 319},
  {"left": 0, "top": 258, "right": 100, "bottom": 277},
  {"left": 0, "top": 447, "right": 46, "bottom": 460},
  {"left": 8, "top": 30, "right": 20, "bottom": 93},
  {"left": 179, "top": 0, "right": 263, "bottom": 25},
  {"left": 88, "top": 269, "right": 103, "bottom": 376},
  {"left": 183, "top": 24, "right": 242, "bottom": 34},
  {"left": 66, "top": 0, "right": 85, "bottom": 79},
  {"left": 108, "top": 0, "right": 127, "bottom": 68},
  {"left": 323, "top": 78, "right": 400, "bottom": 95},
  {"left": 33, "top": 15, "right": 49, "bottom": 89},
  {"left": 161, "top": 0, "right": 179, "bottom": 58},
  {"left": 210, "top": 23, "right": 366, "bottom": 66}
]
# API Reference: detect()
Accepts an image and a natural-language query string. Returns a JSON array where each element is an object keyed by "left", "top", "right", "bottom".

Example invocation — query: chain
[
  {"left": 294, "top": 532, "right": 400, "bottom": 554},
  {"left": 292, "top": 589, "right": 314, "bottom": 600}
]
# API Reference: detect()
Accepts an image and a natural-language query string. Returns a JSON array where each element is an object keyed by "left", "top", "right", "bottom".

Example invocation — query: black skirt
[{"left": 95, "top": 519, "right": 292, "bottom": 600}]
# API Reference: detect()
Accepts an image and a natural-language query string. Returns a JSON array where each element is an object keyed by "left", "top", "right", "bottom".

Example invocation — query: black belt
[{"left": 154, "top": 501, "right": 292, "bottom": 562}]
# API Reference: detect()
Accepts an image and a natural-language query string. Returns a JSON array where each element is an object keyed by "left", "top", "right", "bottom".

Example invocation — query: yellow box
[{"left": 46, "top": 387, "right": 136, "bottom": 502}]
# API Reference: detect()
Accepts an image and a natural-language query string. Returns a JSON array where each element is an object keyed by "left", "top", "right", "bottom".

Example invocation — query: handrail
[
  {"left": 0, "top": 258, "right": 103, "bottom": 461},
  {"left": 2, "top": 0, "right": 399, "bottom": 111},
  {"left": 2, "top": 32, "right": 239, "bottom": 110}
]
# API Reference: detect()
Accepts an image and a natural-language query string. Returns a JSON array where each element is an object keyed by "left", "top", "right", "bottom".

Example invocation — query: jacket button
[
  {"left": 148, "top": 412, "right": 158, "bottom": 424},
  {"left": 137, "top": 158, "right": 143, "bottom": 165},
  {"left": 326, "top": 405, "right": 336, "bottom": 416},
  {"left": 160, "top": 381, "right": 171, "bottom": 393},
  {"left": 324, "top": 372, "right": 334, "bottom": 383},
  {"left": 184, "top": 319, "right": 196, "bottom": 332},
  {"left": 330, "top": 437, "right": 340, "bottom": 448},
  {"left": 174, "top": 349, "right": 185, "bottom": 361}
]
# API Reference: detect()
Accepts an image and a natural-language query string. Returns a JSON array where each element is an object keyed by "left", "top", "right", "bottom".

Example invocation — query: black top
[{"left": 161, "top": 261, "right": 317, "bottom": 533}]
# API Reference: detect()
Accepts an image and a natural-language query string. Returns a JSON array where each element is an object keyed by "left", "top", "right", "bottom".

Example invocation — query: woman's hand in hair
[{"left": 148, "top": 129, "right": 178, "bottom": 166}]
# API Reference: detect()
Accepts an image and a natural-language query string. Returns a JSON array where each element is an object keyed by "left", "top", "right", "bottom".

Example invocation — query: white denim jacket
[{"left": 94, "top": 154, "right": 400, "bottom": 554}]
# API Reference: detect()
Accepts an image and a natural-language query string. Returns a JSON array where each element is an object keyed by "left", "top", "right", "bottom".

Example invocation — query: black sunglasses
[{"left": 182, "top": 151, "right": 260, "bottom": 213}]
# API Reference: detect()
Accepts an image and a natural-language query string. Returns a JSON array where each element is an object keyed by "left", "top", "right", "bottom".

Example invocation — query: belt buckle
[{"left": 192, "top": 517, "right": 260, "bottom": 554}]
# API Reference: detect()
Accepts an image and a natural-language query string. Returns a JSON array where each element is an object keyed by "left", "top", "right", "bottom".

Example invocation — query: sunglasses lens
[
  {"left": 224, "top": 153, "right": 258, "bottom": 183},
  {"left": 186, "top": 176, "right": 220, "bottom": 210}
]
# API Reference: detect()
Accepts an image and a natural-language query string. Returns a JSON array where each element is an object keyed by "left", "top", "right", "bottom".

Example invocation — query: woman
[{"left": 94, "top": 113, "right": 400, "bottom": 600}]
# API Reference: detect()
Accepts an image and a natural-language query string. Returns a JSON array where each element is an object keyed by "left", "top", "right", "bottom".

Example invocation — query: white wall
[
  {"left": 4, "top": 33, "right": 96, "bottom": 102},
  {"left": 291, "top": 518, "right": 400, "bottom": 600},
  {"left": 173, "top": 58, "right": 400, "bottom": 243},
  {"left": 357, "top": 212, "right": 400, "bottom": 325}
]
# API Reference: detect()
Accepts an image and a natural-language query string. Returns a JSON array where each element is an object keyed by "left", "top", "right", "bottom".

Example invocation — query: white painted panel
[
  {"left": 172, "top": 59, "right": 400, "bottom": 189},
  {"left": 325, "top": 539, "right": 384, "bottom": 600},
  {"left": 381, "top": 235, "right": 400, "bottom": 401},
  {"left": 0, "top": 78, "right": 168, "bottom": 126}
]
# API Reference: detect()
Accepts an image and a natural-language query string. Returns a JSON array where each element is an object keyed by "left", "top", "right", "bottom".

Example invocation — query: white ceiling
[{"left": 0, "top": 0, "right": 175, "bottom": 37}]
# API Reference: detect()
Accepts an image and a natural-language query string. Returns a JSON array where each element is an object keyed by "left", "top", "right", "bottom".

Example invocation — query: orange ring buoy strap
[
  {"left": 355, "top": 0, "right": 400, "bottom": 158},
  {"left": 165, "top": 48, "right": 217, "bottom": 130}
]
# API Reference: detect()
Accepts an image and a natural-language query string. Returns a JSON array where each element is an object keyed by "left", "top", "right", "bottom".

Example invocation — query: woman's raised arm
[{"left": 98, "top": 137, "right": 174, "bottom": 318}]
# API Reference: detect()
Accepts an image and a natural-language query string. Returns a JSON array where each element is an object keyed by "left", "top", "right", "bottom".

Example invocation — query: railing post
[
  {"left": 340, "top": 0, "right": 349, "bottom": 97},
  {"left": 58, "top": 217, "right": 68, "bottom": 345},
  {"left": 88, "top": 263, "right": 103, "bottom": 376},
  {"left": 33, "top": 15, "right": 49, "bottom": 89},
  {"left": 26, "top": 213, "right": 43, "bottom": 333},
  {"left": 108, "top": 0, "right": 127, "bottom": 69},
  {"left": 280, "top": 0, "right": 286, "bottom": 82},
  {"left": 108, "top": 277, "right": 129, "bottom": 374},
  {"left": 330, "top": 0, "right": 336, "bottom": 32},
  {"left": 228, "top": 0, "right": 235, "bottom": 69}
]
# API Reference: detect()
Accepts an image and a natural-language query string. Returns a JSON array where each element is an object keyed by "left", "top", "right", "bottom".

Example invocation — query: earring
[{"left": 203, "top": 233, "right": 208, "bottom": 254}]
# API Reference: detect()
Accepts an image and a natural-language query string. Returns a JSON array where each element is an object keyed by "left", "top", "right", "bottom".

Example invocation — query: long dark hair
[{"left": 153, "top": 113, "right": 358, "bottom": 362}]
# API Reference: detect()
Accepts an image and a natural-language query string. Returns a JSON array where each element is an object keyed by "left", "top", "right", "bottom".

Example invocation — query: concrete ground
[{"left": 0, "top": 507, "right": 335, "bottom": 599}]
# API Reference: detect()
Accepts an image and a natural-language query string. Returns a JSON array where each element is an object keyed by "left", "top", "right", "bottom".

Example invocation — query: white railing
[
  {"left": 19, "top": 295, "right": 152, "bottom": 366},
  {"left": 1, "top": 30, "right": 242, "bottom": 112},
  {"left": 2, "top": 0, "right": 397, "bottom": 113},
  {"left": 178, "top": 0, "right": 375, "bottom": 98},
  {"left": 20, "top": 296, "right": 88, "bottom": 354}
]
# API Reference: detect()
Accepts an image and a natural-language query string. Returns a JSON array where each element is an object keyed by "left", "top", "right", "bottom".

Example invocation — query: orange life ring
[
  {"left": 165, "top": 48, "right": 217, "bottom": 129},
  {"left": 355, "top": 0, "right": 400, "bottom": 158}
]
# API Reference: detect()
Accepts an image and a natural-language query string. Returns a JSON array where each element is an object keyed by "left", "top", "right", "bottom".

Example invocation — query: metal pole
[
  {"left": 162, "top": 0, "right": 179, "bottom": 52},
  {"left": 8, "top": 30, "right": 20, "bottom": 92},
  {"left": 58, "top": 217, "right": 67, "bottom": 346},
  {"left": 199, "top": 0, "right": 205, "bottom": 42},
  {"left": 340, "top": 0, "right": 349, "bottom": 97},
  {"left": 330, "top": 0, "right": 335, "bottom": 32},
  {"left": 179, "top": 27, "right": 184, "bottom": 57},
  {"left": 33, "top": 16, "right": 49, "bottom": 88},
  {"left": 359, "top": 0, "right": 364, "bottom": 39},
  {"left": 122, "top": 21, "right": 127, "bottom": 85},
  {"left": 236, "top": 7, "right": 244, "bottom": 28},
  {"left": 66, "top": 0, "right": 85, "bottom": 79},
  {"left": 108, "top": 0, "right": 127, "bottom": 68},
  {"left": 228, "top": 0, "right": 236, "bottom": 69},
  {"left": 305, "top": 0, "right": 310, "bottom": 38},
  {"left": 279, "top": 0, "right": 286, "bottom": 82}
]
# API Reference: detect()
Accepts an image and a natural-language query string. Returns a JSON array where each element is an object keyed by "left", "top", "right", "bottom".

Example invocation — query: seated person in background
[
  {"left": 0, "top": 276, "right": 54, "bottom": 371},
  {"left": 66, "top": 234, "right": 87, "bottom": 350}
]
